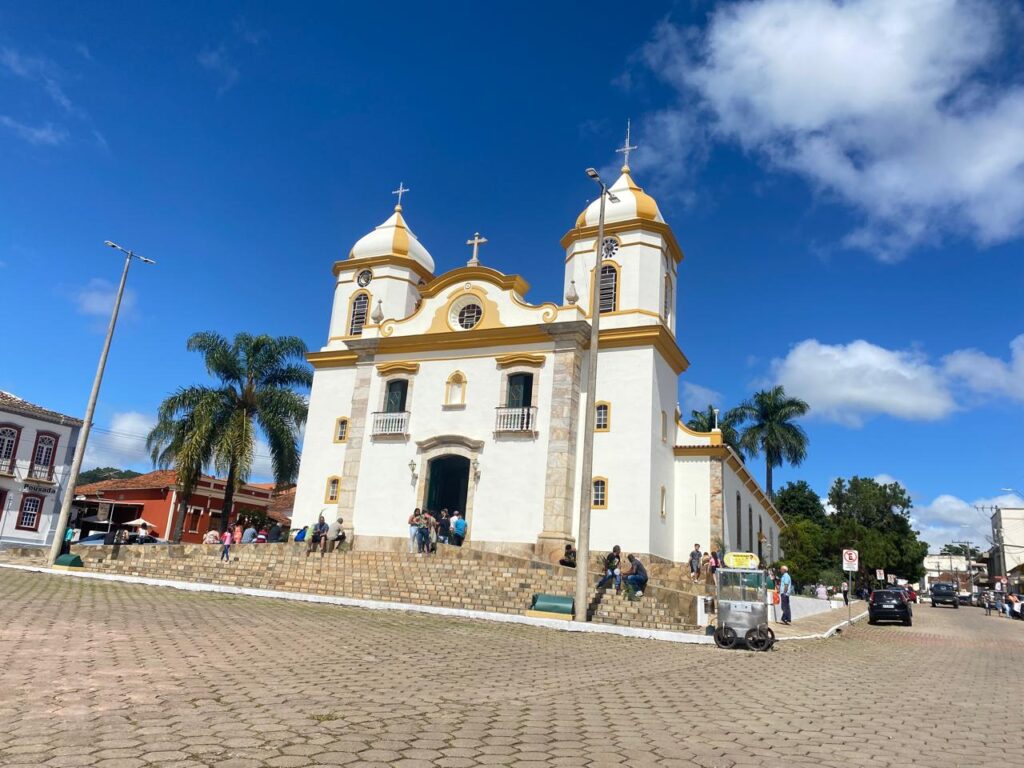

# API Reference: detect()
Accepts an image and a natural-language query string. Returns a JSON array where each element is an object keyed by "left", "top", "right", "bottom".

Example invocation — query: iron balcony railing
[
  {"left": 371, "top": 411, "right": 410, "bottom": 436},
  {"left": 495, "top": 406, "right": 537, "bottom": 433},
  {"left": 0, "top": 455, "right": 14, "bottom": 475},
  {"left": 27, "top": 463, "right": 54, "bottom": 481}
]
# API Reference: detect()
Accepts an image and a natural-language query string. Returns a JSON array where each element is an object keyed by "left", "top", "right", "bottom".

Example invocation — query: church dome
[
  {"left": 575, "top": 166, "right": 664, "bottom": 228},
  {"left": 349, "top": 204, "right": 435, "bottom": 273}
]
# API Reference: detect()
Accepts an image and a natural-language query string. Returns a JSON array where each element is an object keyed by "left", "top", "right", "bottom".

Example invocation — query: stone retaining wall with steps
[{"left": 68, "top": 542, "right": 700, "bottom": 631}]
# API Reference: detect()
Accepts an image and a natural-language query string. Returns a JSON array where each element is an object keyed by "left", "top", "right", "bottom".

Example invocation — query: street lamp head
[
  {"left": 104, "top": 240, "right": 119, "bottom": 249},
  {"left": 585, "top": 168, "right": 599, "bottom": 179}
]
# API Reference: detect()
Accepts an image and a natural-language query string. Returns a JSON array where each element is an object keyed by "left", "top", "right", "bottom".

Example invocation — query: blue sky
[{"left": 2, "top": 1, "right": 1022, "bottom": 548}]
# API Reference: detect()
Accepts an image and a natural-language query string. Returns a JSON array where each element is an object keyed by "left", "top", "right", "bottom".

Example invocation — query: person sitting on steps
[
  {"left": 624, "top": 554, "right": 648, "bottom": 599},
  {"left": 559, "top": 543, "right": 577, "bottom": 568},
  {"left": 597, "top": 545, "right": 622, "bottom": 593}
]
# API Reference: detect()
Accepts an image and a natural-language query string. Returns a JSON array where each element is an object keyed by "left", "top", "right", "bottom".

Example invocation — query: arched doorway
[{"left": 425, "top": 455, "right": 470, "bottom": 516}]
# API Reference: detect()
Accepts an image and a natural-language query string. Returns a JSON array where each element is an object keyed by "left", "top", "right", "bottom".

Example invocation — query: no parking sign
[{"left": 842, "top": 549, "right": 859, "bottom": 572}]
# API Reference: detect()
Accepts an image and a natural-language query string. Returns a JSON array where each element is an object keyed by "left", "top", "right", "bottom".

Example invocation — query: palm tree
[
  {"left": 734, "top": 386, "right": 810, "bottom": 498},
  {"left": 148, "top": 332, "right": 312, "bottom": 541},
  {"left": 686, "top": 404, "right": 744, "bottom": 456}
]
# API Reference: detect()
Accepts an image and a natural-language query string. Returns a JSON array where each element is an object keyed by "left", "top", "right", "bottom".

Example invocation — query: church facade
[{"left": 292, "top": 164, "right": 784, "bottom": 564}]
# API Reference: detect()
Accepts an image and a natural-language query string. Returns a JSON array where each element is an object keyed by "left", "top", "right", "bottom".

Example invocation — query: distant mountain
[{"left": 78, "top": 467, "right": 143, "bottom": 485}]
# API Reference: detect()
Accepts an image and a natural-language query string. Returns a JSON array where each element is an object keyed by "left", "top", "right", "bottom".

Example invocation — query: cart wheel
[
  {"left": 745, "top": 628, "right": 769, "bottom": 652},
  {"left": 714, "top": 625, "right": 737, "bottom": 649},
  {"left": 759, "top": 625, "right": 776, "bottom": 652}
]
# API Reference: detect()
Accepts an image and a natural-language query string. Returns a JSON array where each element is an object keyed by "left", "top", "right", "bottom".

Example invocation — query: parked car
[
  {"left": 930, "top": 582, "right": 959, "bottom": 608},
  {"left": 869, "top": 589, "right": 912, "bottom": 626},
  {"left": 74, "top": 533, "right": 111, "bottom": 546}
]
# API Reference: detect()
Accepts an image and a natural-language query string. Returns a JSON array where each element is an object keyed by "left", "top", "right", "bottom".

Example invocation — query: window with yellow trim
[
  {"left": 595, "top": 402, "right": 610, "bottom": 431},
  {"left": 598, "top": 264, "right": 618, "bottom": 314},
  {"left": 349, "top": 292, "right": 369, "bottom": 335},
  {"left": 334, "top": 417, "right": 349, "bottom": 443},
  {"left": 592, "top": 477, "right": 608, "bottom": 509},
  {"left": 444, "top": 371, "right": 467, "bottom": 406},
  {"left": 324, "top": 476, "right": 341, "bottom": 503}
]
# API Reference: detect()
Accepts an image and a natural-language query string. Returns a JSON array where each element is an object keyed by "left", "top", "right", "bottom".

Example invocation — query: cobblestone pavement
[{"left": 1, "top": 569, "right": 1020, "bottom": 768}]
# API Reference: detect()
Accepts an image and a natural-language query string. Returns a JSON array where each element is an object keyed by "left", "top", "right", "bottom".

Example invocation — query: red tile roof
[
  {"left": 76, "top": 469, "right": 272, "bottom": 502},
  {"left": 0, "top": 390, "right": 83, "bottom": 427},
  {"left": 268, "top": 486, "right": 295, "bottom": 523}
]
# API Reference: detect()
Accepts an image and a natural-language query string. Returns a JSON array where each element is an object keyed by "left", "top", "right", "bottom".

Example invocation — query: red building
[{"left": 74, "top": 470, "right": 279, "bottom": 543}]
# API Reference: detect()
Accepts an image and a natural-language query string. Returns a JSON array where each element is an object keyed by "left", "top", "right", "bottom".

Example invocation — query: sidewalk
[{"left": 772, "top": 599, "right": 867, "bottom": 640}]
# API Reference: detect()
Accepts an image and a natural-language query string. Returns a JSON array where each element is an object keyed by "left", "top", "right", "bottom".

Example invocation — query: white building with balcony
[
  {"left": 0, "top": 391, "right": 82, "bottom": 549},
  {"left": 292, "top": 163, "right": 784, "bottom": 564}
]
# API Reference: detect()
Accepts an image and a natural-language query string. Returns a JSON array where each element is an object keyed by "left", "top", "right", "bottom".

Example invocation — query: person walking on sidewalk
[
  {"left": 689, "top": 543, "right": 702, "bottom": 582},
  {"left": 841, "top": 580, "right": 849, "bottom": 606},
  {"left": 779, "top": 565, "right": 793, "bottom": 624},
  {"left": 220, "top": 526, "right": 233, "bottom": 562}
]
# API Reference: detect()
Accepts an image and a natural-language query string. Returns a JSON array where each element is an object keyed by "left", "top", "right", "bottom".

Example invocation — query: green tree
[
  {"left": 686, "top": 404, "right": 744, "bottom": 456},
  {"left": 774, "top": 480, "right": 827, "bottom": 527},
  {"left": 734, "top": 385, "right": 810, "bottom": 497},
  {"left": 148, "top": 332, "right": 312, "bottom": 542},
  {"left": 778, "top": 518, "right": 827, "bottom": 587},
  {"left": 939, "top": 543, "right": 981, "bottom": 559},
  {"left": 77, "top": 467, "right": 141, "bottom": 485}
]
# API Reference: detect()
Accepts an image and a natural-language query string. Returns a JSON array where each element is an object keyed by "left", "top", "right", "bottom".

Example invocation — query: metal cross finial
[
  {"left": 392, "top": 181, "right": 410, "bottom": 207},
  {"left": 466, "top": 232, "right": 487, "bottom": 266},
  {"left": 615, "top": 119, "right": 638, "bottom": 169}
]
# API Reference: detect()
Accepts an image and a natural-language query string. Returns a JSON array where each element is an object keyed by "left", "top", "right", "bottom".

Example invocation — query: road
[{"left": 0, "top": 569, "right": 1019, "bottom": 768}]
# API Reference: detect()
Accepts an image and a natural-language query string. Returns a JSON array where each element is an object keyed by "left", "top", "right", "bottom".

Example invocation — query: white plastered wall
[
  {"left": 722, "top": 463, "right": 781, "bottom": 562},
  {"left": 672, "top": 456, "right": 713, "bottom": 561}
]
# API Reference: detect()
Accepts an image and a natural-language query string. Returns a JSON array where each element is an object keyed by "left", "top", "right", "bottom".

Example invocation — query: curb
[{"left": 0, "top": 562, "right": 864, "bottom": 645}]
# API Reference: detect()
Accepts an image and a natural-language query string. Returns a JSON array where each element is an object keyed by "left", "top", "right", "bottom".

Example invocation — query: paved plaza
[{"left": 0, "top": 569, "right": 1020, "bottom": 768}]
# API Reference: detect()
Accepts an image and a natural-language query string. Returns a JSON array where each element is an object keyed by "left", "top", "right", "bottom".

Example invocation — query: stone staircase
[{"left": 61, "top": 542, "right": 701, "bottom": 632}]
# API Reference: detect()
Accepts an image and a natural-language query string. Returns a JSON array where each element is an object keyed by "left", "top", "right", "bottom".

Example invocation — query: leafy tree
[
  {"left": 78, "top": 467, "right": 141, "bottom": 485},
  {"left": 734, "top": 385, "right": 810, "bottom": 497},
  {"left": 774, "top": 480, "right": 827, "bottom": 527},
  {"left": 148, "top": 332, "right": 312, "bottom": 541},
  {"left": 778, "top": 518, "right": 827, "bottom": 587},
  {"left": 940, "top": 543, "right": 981, "bottom": 560},
  {"left": 686, "top": 404, "right": 744, "bottom": 456}
]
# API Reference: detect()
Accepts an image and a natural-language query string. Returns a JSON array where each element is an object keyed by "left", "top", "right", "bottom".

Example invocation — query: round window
[
  {"left": 457, "top": 303, "right": 482, "bottom": 329},
  {"left": 449, "top": 294, "right": 484, "bottom": 331}
]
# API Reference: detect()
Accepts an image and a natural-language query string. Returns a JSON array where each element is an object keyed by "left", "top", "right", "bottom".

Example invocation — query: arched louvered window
[
  {"left": 598, "top": 264, "right": 618, "bottom": 314},
  {"left": 349, "top": 292, "right": 369, "bottom": 335}
]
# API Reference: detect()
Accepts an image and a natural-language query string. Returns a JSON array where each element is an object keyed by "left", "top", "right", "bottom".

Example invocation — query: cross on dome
[
  {"left": 392, "top": 181, "right": 410, "bottom": 209},
  {"left": 615, "top": 119, "right": 637, "bottom": 171}
]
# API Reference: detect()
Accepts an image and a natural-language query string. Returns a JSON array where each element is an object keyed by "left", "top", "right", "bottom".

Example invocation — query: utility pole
[{"left": 46, "top": 242, "right": 154, "bottom": 566}]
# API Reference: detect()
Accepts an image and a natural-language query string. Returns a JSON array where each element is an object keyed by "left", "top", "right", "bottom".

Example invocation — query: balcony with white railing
[
  {"left": 371, "top": 411, "right": 410, "bottom": 437},
  {"left": 27, "top": 463, "right": 55, "bottom": 481},
  {"left": 495, "top": 406, "right": 538, "bottom": 433}
]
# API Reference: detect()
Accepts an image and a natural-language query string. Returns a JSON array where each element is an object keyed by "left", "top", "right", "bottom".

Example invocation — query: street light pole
[
  {"left": 574, "top": 168, "right": 618, "bottom": 622},
  {"left": 46, "top": 242, "right": 154, "bottom": 566}
]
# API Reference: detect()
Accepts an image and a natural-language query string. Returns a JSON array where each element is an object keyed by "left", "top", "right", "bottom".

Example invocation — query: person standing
[
  {"left": 241, "top": 523, "right": 257, "bottom": 544},
  {"left": 220, "top": 526, "right": 233, "bottom": 562},
  {"left": 983, "top": 591, "right": 993, "bottom": 616},
  {"left": 407, "top": 509, "right": 420, "bottom": 554},
  {"left": 779, "top": 565, "right": 793, "bottom": 624},
  {"left": 438, "top": 510, "right": 450, "bottom": 545},
  {"left": 267, "top": 522, "right": 283, "bottom": 543},
  {"left": 689, "top": 543, "right": 702, "bottom": 583},
  {"left": 841, "top": 580, "right": 849, "bottom": 606},
  {"left": 451, "top": 512, "right": 467, "bottom": 546},
  {"left": 232, "top": 522, "right": 243, "bottom": 545},
  {"left": 60, "top": 525, "right": 75, "bottom": 556}
]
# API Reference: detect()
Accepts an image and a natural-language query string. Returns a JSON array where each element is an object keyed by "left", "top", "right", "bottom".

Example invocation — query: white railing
[
  {"left": 28, "top": 463, "right": 54, "bottom": 481},
  {"left": 495, "top": 406, "right": 537, "bottom": 433},
  {"left": 371, "top": 411, "right": 410, "bottom": 436}
]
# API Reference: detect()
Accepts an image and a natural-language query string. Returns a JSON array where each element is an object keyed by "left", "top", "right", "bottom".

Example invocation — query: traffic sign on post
[
  {"left": 842, "top": 549, "right": 859, "bottom": 572},
  {"left": 876, "top": 569, "right": 885, "bottom": 581}
]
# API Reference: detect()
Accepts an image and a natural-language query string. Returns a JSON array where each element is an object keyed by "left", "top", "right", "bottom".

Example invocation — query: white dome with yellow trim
[
  {"left": 349, "top": 204, "right": 435, "bottom": 273},
  {"left": 575, "top": 166, "right": 664, "bottom": 228}
]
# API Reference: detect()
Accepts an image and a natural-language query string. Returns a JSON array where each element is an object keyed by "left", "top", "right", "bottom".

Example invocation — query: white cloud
[
  {"left": 912, "top": 492, "right": 1021, "bottom": 550},
  {"left": 73, "top": 278, "right": 136, "bottom": 318},
  {"left": 250, "top": 438, "right": 274, "bottom": 482},
  {"left": 771, "top": 339, "right": 956, "bottom": 426},
  {"left": 83, "top": 412, "right": 156, "bottom": 471},
  {"left": 197, "top": 47, "right": 239, "bottom": 94},
  {"left": 874, "top": 474, "right": 900, "bottom": 487},
  {"left": 631, "top": 0, "right": 1024, "bottom": 258},
  {"left": 0, "top": 115, "right": 67, "bottom": 146},
  {"left": 0, "top": 46, "right": 74, "bottom": 113},
  {"left": 680, "top": 382, "right": 724, "bottom": 415},
  {"left": 943, "top": 334, "right": 1024, "bottom": 402}
]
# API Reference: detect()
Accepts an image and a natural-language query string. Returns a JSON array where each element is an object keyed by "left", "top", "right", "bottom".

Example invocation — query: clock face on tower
[
  {"left": 601, "top": 237, "right": 619, "bottom": 259},
  {"left": 356, "top": 270, "right": 372, "bottom": 287}
]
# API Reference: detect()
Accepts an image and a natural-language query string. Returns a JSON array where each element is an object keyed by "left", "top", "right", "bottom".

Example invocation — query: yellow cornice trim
[
  {"left": 307, "top": 350, "right": 359, "bottom": 369},
  {"left": 672, "top": 445, "right": 785, "bottom": 529},
  {"left": 676, "top": 418, "right": 723, "bottom": 445},
  {"left": 598, "top": 325, "right": 689, "bottom": 375},
  {"left": 561, "top": 219, "right": 685, "bottom": 264},
  {"left": 334, "top": 255, "right": 433, "bottom": 284},
  {"left": 495, "top": 352, "right": 546, "bottom": 368},
  {"left": 418, "top": 266, "right": 530, "bottom": 299},
  {"left": 376, "top": 361, "right": 420, "bottom": 376},
  {"left": 379, "top": 325, "right": 551, "bottom": 355}
]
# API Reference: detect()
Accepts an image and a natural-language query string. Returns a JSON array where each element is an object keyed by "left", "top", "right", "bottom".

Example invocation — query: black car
[
  {"left": 930, "top": 582, "right": 959, "bottom": 608},
  {"left": 868, "top": 589, "right": 912, "bottom": 626}
]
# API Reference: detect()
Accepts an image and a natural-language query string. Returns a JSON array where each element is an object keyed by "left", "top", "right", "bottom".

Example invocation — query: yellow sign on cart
[{"left": 723, "top": 551, "right": 760, "bottom": 569}]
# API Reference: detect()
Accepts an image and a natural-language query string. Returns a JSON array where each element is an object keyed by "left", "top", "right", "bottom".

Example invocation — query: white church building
[{"left": 292, "top": 162, "right": 784, "bottom": 565}]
